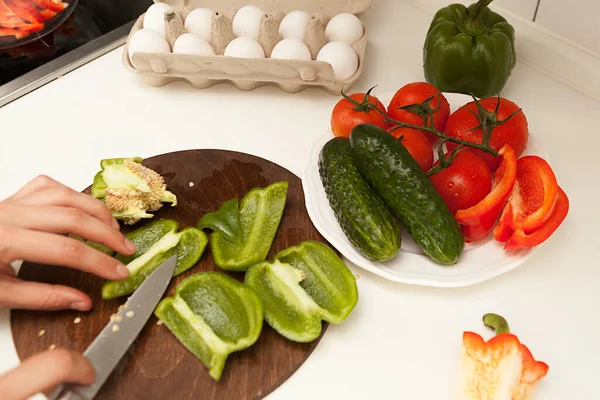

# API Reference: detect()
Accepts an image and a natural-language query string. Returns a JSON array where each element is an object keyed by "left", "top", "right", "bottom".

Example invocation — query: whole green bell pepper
[
  {"left": 245, "top": 241, "right": 358, "bottom": 343},
  {"left": 154, "top": 272, "right": 264, "bottom": 381},
  {"left": 423, "top": 0, "right": 516, "bottom": 98},
  {"left": 198, "top": 182, "right": 288, "bottom": 271},
  {"left": 102, "top": 220, "right": 208, "bottom": 299}
]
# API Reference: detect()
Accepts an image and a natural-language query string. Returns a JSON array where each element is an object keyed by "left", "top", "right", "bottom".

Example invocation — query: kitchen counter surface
[{"left": 1, "top": 1, "right": 598, "bottom": 399}]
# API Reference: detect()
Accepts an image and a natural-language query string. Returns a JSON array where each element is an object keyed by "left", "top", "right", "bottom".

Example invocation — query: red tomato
[
  {"left": 387, "top": 127, "right": 433, "bottom": 171},
  {"left": 387, "top": 82, "right": 450, "bottom": 143},
  {"left": 331, "top": 93, "right": 388, "bottom": 138},
  {"left": 445, "top": 97, "right": 529, "bottom": 172},
  {"left": 429, "top": 149, "right": 492, "bottom": 215}
]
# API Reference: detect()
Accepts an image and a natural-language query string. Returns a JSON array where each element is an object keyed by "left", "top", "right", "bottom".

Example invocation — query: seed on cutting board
[
  {"left": 112, "top": 324, "right": 120, "bottom": 332},
  {"left": 126, "top": 311, "right": 135, "bottom": 318},
  {"left": 49, "top": 344, "right": 56, "bottom": 351},
  {"left": 38, "top": 329, "right": 46, "bottom": 337},
  {"left": 157, "top": 320, "right": 164, "bottom": 326},
  {"left": 189, "top": 182, "right": 195, "bottom": 187},
  {"left": 115, "top": 315, "right": 123, "bottom": 322},
  {"left": 74, "top": 317, "right": 81, "bottom": 324}
]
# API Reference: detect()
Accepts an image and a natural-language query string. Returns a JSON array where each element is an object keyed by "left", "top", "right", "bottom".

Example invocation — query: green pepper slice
[
  {"left": 101, "top": 220, "right": 208, "bottom": 299},
  {"left": 155, "top": 272, "right": 264, "bottom": 381},
  {"left": 245, "top": 241, "right": 358, "bottom": 343},
  {"left": 199, "top": 181, "right": 288, "bottom": 271}
]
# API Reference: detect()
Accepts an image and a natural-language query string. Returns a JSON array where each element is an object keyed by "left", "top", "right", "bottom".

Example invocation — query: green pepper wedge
[
  {"left": 245, "top": 241, "right": 358, "bottom": 343},
  {"left": 198, "top": 181, "right": 288, "bottom": 271},
  {"left": 423, "top": 0, "right": 516, "bottom": 98},
  {"left": 102, "top": 220, "right": 208, "bottom": 299},
  {"left": 155, "top": 272, "right": 264, "bottom": 381}
]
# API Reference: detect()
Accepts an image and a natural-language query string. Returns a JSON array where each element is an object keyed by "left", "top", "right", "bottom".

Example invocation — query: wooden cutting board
[{"left": 11, "top": 149, "right": 329, "bottom": 400}]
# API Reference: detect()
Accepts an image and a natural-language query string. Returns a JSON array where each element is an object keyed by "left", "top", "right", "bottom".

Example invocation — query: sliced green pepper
[
  {"left": 199, "top": 181, "right": 288, "bottom": 271},
  {"left": 155, "top": 272, "right": 264, "bottom": 381},
  {"left": 102, "top": 219, "right": 208, "bottom": 299},
  {"left": 197, "top": 198, "right": 242, "bottom": 245},
  {"left": 245, "top": 241, "right": 358, "bottom": 343}
]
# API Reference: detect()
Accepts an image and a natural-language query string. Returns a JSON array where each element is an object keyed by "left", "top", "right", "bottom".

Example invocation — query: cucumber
[
  {"left": 318, "top": 137, "right": 401, "bottom": 262},
  {"left": 349, "top": 124, "right": 464, "bottom": 265}
]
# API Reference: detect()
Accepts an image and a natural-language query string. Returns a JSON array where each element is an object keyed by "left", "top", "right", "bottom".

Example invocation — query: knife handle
[{"left": 47, "top": 384, "right": 88, "bottom": 400}]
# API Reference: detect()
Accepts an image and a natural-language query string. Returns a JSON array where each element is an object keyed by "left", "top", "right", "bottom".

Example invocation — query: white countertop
[{"left": 1, "top": 1, "right": 599, "bottom": 399}]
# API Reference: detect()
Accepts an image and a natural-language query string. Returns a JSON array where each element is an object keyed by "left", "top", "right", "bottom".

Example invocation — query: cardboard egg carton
[{"left": 122, "top": 0, "right": 371, "bottom": 94}]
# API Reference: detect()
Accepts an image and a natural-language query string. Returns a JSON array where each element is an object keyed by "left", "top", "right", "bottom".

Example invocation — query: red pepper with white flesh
[
  {"left": 455, "top": 313, "right": 549, "bottom": 400},
  {"left": 504, "top": 186, "right": 569, "bottom": 251},
  {"left": 455, "top": 144, "right": 517, "bottom": 242}
]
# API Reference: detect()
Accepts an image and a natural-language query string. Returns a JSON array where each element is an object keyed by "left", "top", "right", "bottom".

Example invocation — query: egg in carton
[{"left": 122, "top": 0, "right": 371, "bottom": 94}]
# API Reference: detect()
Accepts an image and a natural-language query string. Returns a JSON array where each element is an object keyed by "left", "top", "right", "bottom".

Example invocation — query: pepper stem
[
  {"left": 469, "top": 0, "right": 494, "bottom": 22},
  {"left": 464, "top": 0, "right": 494, "bottom": 35},
  {"left": 483, "top": 313, "right": 510, "bottom": 335}
]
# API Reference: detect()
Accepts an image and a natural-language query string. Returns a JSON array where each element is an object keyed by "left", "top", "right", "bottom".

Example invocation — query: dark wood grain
[{"left": 11, "top": 150, "right": 329, "bottom": 400}]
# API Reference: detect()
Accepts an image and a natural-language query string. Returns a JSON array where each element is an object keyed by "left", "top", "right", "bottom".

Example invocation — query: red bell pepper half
[
  {"left": 455, "top": 144, "right": 517, "bottom": 242},
  {"left": 504, "top": 186, "right": 569, "bottom": 251},
  {"left": 494, "top": 156, "right": 558, "bottom": 242},
  {"left": 455, "top": 313, "right": 549, "bottom": 400}
]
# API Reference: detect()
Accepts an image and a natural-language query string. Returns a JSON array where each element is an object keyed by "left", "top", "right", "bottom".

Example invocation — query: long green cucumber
[
  {"left": 349, "top": 124, "right": 464, "bottom": 265},
  {"left": 318, "top": 137, "right": 401, "bottom": 262}
]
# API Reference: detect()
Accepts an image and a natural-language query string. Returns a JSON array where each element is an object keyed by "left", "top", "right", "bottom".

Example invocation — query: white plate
[{"left": 302, "top": 92, "right": 551, "bottom": 287}]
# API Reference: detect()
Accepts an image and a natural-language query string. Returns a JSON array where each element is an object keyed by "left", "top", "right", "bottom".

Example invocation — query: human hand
[
  {"left": 0, "top": 348, "right": 95, "bottom": 400},
  {"left": 0, "top": 175, "right": 136, "bottom": 312}
]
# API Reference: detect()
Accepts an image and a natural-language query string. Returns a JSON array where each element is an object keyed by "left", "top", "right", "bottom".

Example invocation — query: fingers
[
  {"left": 14, "top": 186, "right": 120, "bottom": 230},
  {"left": 1, "top": 204, "right": 133, "bottom": 256},
  {"left": 5, "top": 175, "right": 60, "bottom": 201},
  {"left": 0, "top": 226, "right": 129, "bottom": 281},
  {"left": 0, "top": 277, "right": 91, "bottom": 311},
  {"left": 0, "top": 348, "right": 95, "bottom": 400},
  {"left": 0, "top": 263, "right": 16, "bottom": 277}
]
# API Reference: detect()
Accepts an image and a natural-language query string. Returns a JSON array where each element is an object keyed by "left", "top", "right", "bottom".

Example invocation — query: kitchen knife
[{"left": 47, "top": 254, "right": 178, "bottom": 400}]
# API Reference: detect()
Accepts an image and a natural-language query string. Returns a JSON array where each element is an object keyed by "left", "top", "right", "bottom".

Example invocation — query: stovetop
[{"left": 0, "top": 0, "right": 152, "bottom": 107}]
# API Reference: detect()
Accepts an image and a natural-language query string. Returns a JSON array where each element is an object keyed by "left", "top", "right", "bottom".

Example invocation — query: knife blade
[{"left": 48, "top": 254, "right": 178, "bottom": 400}]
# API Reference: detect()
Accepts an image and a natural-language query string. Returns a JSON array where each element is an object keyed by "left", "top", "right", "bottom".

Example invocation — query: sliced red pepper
[
  {"left": 455, "top": 314, "right": 549, "bottom": 399},
  {"left": 32, "top": 0, "right": 66, "bottom": 13},
  {"left": 455, "top": 144, "right": 517, "bottom": 242},
  {"left": 494, "top": 155, "right": 558, "bottom": 242},
  {"left": 0, "top": 26, "right": 29, "bottom": 38},
  {"left": 504, "top": 186, "right": 569, "bottom": 251},
  {"left": 0, "top": 0, "right": 26, "bottom": 28},
  {"left": 5, "top": 0, "right": 46, "bottom": 25}
]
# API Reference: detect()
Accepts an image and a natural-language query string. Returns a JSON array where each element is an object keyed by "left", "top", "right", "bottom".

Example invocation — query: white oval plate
[{"left": 302, "top": 92, "right": 551, "bottom": 287}]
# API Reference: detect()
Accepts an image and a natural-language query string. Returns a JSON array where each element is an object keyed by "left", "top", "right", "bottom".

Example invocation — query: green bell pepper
[
  {"left": 102, "top": 220, "right": 208, "bottom": 299},
  {"left": 245, "top": 241, "right": 358, "bottom": 343},
  {"left": 423, "top": 0, "right": 516, "bottom": 98},
  {"left": 155, "top": 272, "right": 264, "bottom": 381},
  {"left": 198, "top": 182, "right": 288, "bottom": 271}
]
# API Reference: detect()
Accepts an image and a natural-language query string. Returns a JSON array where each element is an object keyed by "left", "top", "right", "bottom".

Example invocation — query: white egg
[
  {"left": 128, "top": 29, "right": 171, "bottom": 68},
  {"left": 184, "top": 8, "right": 214, "bottom": 42},
  {"left": 224, "top": 37, "right": 265, "bottom": 59},
  {"left": 279, "top": 10, "right": 310, "bottom": 40},
  {"left": 143, "top": 3, "right": 173, "bottom": 37},
  {"left": 270, "top": 38, "right": 311, "bottom": 61},
  {"left": 232, "top": 5, "right": 264, "bottom": 40},
  {"left": 173, "top": 33, "right": 215, "bottom": 56},
  {"left": 325, "top": 13, "right": 364, "bottom": 44},
  {"left": 316, "top": 41, "right": 358, "bottom": 81}
]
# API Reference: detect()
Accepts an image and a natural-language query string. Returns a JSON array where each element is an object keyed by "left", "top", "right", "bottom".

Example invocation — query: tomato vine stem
[{"left": 340, "top": 88, "right": 500, "bottom": 157}]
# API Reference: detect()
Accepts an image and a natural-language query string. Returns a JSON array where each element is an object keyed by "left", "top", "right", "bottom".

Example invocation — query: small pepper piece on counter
[
  {"left": 198, "top": 182, "right": 288, "bottom": 271},
  {"left": 423, "top": 0, "right": 516, "bottom": 98},
  {"left": 102, "top": 220, "right": 207, "bottom": 299},
  {"left": 503, "top": 187, "right": 569, "bottom": 251},
  {"left": 244, "top": 241, "right": 358, "bottom": 343},
  {"left": 454, "top": 313, "right": 549, "bottom": 400},
  {"left": 154, "top": 272, "right": 264, "bottom": 382},
  {"left": 91, "top": 157, "right": 177, "bottom": 225},
  {"left": 494, "top": 155, "right": 559, "bottom": 242},
  {"left": 455, "top": 144, "right": 517, "bottom": 242}
]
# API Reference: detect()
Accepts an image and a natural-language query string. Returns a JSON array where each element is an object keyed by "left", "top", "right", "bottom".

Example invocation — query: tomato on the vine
[
  {"left": 387, "top": 127, "right": 433, "bottom": 171},
  {"left": 445, "top": 97, "right": 529, "bottom": 172},
  {"left": 387, "top": 82, "right": 450, "bottom": 143},
  {"left": 429, "top": 148, "right": 492, "bottom": 215},
  {"left": 331, "top": 92, "right": 388, "bottom": 138}
]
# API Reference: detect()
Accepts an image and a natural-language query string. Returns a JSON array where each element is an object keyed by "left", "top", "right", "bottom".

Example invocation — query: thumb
[{"left": 0, "top": 348, "right": 96, "bottom": 400}]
